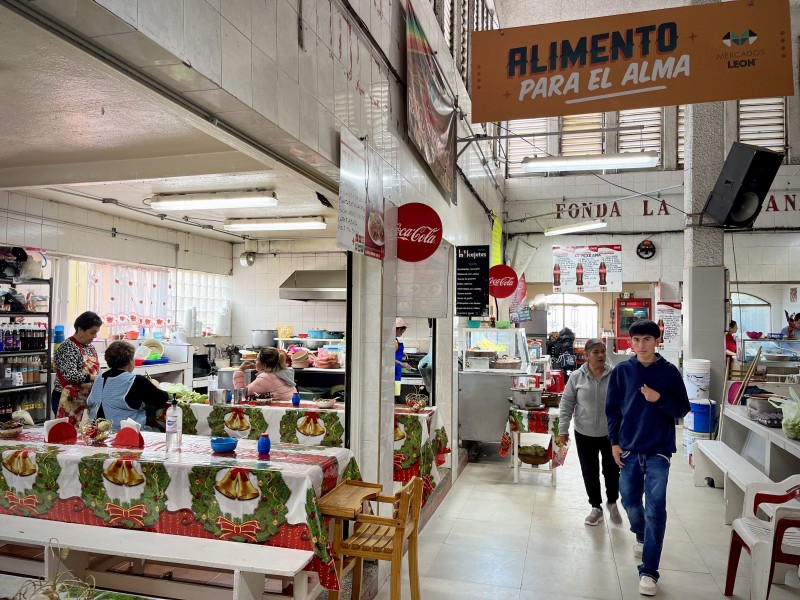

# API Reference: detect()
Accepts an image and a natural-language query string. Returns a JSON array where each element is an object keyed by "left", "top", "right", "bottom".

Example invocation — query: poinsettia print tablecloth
[
  {"left": 499, "top": 407, "right": 561, "bottom": 462},
  {"left": 393, "top": 407, "right": 450, "bottom": 505},
  {"left": 182, "top": 401, "right": 346, "bottom": 446},
  {"left": 0, "top": 430, "right": 362, "bottom": 591}
]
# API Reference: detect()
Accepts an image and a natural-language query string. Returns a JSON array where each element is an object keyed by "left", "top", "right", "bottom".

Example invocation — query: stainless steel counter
[{"left": 458, "top": 370, "right": 518, "bottom": 443}]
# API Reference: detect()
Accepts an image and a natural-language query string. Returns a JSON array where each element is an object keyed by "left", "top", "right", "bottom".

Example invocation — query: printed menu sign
[
  {"left": 456, "top": 245, "right": 490, "bottom": 317},
  {"left": 336, "top": 129, "right": 367, "bottom": 255},
  {"left": 552, "top": 245, "right": 622, "bottom": 293},
  {"left": 364, "top": 148, "right": 385, "bottom": 260},
  {"left": 656, "top": 302, "right": 682, "bottom": 350}
]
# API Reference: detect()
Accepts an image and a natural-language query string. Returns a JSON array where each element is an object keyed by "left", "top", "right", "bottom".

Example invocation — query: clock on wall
[{"left": 636, "top": 239, "right": 656, "bottom": 260}]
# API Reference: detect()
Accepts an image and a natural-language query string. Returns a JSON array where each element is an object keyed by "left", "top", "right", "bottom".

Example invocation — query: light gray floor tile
[{"left": 427, "top": 542, "right": 527, "bottom": 588}]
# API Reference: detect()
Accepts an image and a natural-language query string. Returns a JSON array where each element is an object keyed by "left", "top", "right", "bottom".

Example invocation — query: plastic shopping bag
[{"left": 552, "top": 437, "right": 570, "bottom": 467}]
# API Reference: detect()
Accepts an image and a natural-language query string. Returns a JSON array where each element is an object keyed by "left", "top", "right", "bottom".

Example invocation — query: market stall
[{"left": 0, "top": 430, "right": 361, "bottom": 591}]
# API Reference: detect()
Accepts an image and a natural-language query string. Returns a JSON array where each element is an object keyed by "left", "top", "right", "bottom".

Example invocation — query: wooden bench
[
  {"left": 0, "top": 515, "right": 317, "bottom": 600},
  {"left": 692, "top": 440, "right": 772, "bottom": 525}
]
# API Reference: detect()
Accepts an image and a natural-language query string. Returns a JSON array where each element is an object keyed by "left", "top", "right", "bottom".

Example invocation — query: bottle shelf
[
  {"left": 0, "top": 350, "right": 49, "bottom": 357},
  {"left": 0, "top": 383, "right": 47, "bottom": 394}
]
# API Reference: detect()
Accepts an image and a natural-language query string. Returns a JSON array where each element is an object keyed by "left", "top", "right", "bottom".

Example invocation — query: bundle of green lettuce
[{"left": 159, "top": 382, "right": 208, "bottom": 404}]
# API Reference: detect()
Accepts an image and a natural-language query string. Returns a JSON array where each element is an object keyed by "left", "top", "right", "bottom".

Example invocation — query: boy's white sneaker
[{"left": 639, "top": 575, "right": 657, "bottom": 596}]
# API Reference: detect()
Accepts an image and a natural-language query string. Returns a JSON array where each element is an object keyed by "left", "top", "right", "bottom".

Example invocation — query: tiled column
[{"left": 683, "top": 96, "right": 727, "bottom": 396}]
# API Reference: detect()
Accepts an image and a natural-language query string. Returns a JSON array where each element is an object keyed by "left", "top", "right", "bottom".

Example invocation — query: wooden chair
[
  {"left": 725, "top": 475, "right": 800, "bottom": 600},
  {"left": 332, "top": 477, "right": 422, "bottom": 600}
]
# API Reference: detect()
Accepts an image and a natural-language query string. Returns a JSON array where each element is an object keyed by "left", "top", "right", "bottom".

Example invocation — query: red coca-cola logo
[
  {"left": 489, "top": 265, "right": 518, "bottom": 298},
  {"left": 397, "top": 202, "right": 443, "bottom": 262}
]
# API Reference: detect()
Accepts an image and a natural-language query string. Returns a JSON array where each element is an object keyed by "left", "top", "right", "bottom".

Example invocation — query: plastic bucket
[
  {"left": 682, "top": 430, "right": 711, "bottom": 457},
  {"left": 683, "top": 359, "right": 711, "bottom": 400},
  {"left": 685, "top": 399, "right": 715, "bottom": 433}
]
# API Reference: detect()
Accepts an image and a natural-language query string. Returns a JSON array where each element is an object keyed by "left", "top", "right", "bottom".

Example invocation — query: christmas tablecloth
[
  {"left": 179, "top": 402, "right": 449, "bottom": 505},
  {"left": 0, "top": 430, "right": 361, "bottom": 591},
  {"left": 499, "top": 406, "right": 561, "bottom": 462}
]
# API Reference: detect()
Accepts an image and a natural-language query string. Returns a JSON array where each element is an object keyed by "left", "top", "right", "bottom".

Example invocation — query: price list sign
[
  {"left": 552, "top": 245, "right": 622, "bottom": 293},
  {"left": 456, "top": 245, "right": 490, "bottom": 317},
  {"left": 336, "top": 129, "right": 367, "bottom": 255},
  {"left": 656, "top": 302, "right": 682, "bottom": 350}
]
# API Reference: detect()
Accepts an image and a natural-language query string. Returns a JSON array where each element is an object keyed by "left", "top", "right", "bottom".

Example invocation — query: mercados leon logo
[{"left": 722, "top": 29, "right": 758, "bottom": 46}]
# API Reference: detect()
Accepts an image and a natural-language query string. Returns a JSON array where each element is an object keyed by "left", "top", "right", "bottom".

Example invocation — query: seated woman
[
  {"left": 234, "top": 347, "right": 297, "bottom": 401},
  {"left": 87, "top": 341, "right": 169, "bottom": 430}
]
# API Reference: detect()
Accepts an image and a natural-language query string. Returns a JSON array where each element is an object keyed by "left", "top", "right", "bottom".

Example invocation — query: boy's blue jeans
[{"left": 619, "top": 451, "right": 670, "bottom": 581}]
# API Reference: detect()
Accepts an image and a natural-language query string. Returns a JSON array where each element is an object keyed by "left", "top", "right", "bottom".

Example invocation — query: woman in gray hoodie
[{"left": 558, "top": 338, "right": 621, "bottom": 526}]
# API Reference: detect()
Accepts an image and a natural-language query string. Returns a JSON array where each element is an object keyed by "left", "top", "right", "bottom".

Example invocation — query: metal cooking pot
[
  {"left": 208, "top": 390, "right": 227, "bottom": 406},
  {"left": 217, "top": 368, "right": 258, "bottom": 390},
  {"left": 251, "top": 329, "right": 277, "bottom": 347}
]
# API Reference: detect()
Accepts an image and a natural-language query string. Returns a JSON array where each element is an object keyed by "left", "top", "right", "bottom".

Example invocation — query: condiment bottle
[{"left": 257, "top": 432, "right": 271, "bottom": 456}]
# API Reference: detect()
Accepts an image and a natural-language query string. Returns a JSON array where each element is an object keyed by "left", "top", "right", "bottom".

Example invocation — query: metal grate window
[
  {"left": 436, "top": 0, "right": 455, "bottom": 56},
  {"left": 458, "top": 0, "right": 468, "bottom": 84},
  {"left": 739, "top": 97, "right": 786, "bottom": 153},
  {"left": 618, "top": 107, "right": 662, "bottom": 156},
  {"left": 560, "top": 113, "right": 604, "bottom": 156},
  {"left": 677, "top": 105, "right": 685, "bottom": 165},
  {"left": 506, "top": 118, "right": 549, "bottom": 176}
]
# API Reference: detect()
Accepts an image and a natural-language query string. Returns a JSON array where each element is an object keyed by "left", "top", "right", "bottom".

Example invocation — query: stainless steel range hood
[{"left": 279, "top": 270, "right": 347, "bottom": 301}]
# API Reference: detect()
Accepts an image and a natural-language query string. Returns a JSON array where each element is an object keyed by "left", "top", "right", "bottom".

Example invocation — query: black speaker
[{"left": 702, "top": 142, "right": 784, "bottom": 229}]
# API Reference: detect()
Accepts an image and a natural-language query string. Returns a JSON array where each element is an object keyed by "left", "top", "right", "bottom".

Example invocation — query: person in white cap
[{"left": 395, "top": 318, "right": 411, "bottom": 402}]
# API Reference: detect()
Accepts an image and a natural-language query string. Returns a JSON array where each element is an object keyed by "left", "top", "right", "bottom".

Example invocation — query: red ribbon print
[
  {"left": 304, "top": 411, "right": 320, "bottom": 424},
  {"left": 216, "top": 516, "right": 261, "bottom": 542},
  {"left": 4, "top": 491, "right": 39, "bottom": 513},
  {"left": 231, "top": 407, "right": 244, "bottom": 417},
  {"left": 105, "top": 502, "right": 147, "bottom": 526}
]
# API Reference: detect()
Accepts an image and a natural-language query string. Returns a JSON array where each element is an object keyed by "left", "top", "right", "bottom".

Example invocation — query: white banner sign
[
  {"left": 656, "top": 302, "right": 682, "bottom": 350},
  {"left": 397, "top": 245, "right": 451, "bottom": 318},
  {"left": 552, "top": 245, "right": 622, "bottom": 293},
  {"left": 336, "top": 129, "right": 367, "bottom": 255}
]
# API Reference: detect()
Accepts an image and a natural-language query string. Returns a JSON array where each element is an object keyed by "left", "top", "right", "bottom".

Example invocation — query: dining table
[
  {"left": 0, "top": 428, "right": 362, "bottom": 591},
  {"left": 177, "top": 400, "right": 450, "bottom": 505}
]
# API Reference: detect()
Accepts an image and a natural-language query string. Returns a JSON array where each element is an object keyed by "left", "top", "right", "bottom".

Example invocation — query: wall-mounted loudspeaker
[{"left": 701, "top": 142, "right": 783, "bottom": 229}]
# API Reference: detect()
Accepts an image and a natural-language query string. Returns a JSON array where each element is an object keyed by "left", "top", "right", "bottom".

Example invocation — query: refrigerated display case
[{"left": 614, "top": 298, "right": 651, "bottom": 350}]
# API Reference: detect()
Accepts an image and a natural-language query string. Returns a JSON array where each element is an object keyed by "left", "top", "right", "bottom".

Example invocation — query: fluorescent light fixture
[
  {"left": 521, "top": 151, "right": 659, "bottom": 173},
  {"left": 224, "top": 217, "right": 327, "bottom": 232},
  {"left": 150, "top": 191, "right": 278, "bottom": 211},
  {"left": 544, "top": 219, "right": 608, "bottom": 236}
]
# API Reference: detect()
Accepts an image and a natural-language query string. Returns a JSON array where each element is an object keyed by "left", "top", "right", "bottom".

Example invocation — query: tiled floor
[{"left": 375, "top": 429, "right": 800, "bottom": 600}]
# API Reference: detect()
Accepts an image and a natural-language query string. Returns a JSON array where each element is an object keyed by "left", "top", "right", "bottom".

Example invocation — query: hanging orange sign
[{"left": 471, "top": 0, "right": 793, "bottom": 123}]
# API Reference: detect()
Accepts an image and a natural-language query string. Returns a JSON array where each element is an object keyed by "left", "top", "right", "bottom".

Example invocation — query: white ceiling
[{"left": 0, "top": 5, "right": 337, "bottom": 242}]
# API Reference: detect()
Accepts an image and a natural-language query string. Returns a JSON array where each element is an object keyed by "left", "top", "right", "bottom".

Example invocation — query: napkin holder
[
  {"left": 45, "top": 418, "right": 77, "bottom": 444},
  {"left": 112, "top": 425, "right": 145, "bottom": 449}
]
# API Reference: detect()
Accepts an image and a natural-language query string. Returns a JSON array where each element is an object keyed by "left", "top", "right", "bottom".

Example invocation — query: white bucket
[
  {"left": 683, "top": 359, "right": 711, "bottom": 400},
  {"left": 682, "top": 429, "right": 711, "bottom": 458}
]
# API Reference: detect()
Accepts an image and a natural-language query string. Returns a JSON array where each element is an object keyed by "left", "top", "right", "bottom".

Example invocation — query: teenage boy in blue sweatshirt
[{"left": 606, "top": 319, "right": 690, "bottom": 597}]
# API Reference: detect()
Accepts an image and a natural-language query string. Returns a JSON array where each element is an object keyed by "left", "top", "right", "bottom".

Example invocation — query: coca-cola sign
[
  {"left": 397, "top": 203, "right": 443, "bottom": 262},
  {"left": 489, "top": 265, "right": 518, "bottom": 298}
]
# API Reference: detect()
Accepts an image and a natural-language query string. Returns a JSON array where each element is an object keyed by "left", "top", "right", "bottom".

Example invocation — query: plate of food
[{"left": 367, "top": 212, "right": 385, "bottom": 246}]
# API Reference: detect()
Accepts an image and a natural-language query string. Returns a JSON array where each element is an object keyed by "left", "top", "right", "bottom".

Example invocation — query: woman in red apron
[{"left": 53, "top": 311, "right": 102, "bottom": 425}]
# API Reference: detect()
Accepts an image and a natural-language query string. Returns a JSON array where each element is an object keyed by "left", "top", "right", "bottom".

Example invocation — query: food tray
[
  {"left": 466, "top": 350, "right": 498, "bottom": 358},
  {"left": 490, "top": 358, "right": 522, "bottom": 370},
  {"left": 142, "top": 357, "right": 170, "bottom": 365},
  {"left": 763, "top": 353, "right": 791, "bottom": 362}
]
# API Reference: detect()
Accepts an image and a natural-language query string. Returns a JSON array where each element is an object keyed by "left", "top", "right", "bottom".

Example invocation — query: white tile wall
[
  {"left": 0, "top": 191, "right": 233, "bottom": 275},
  {"left": 229, "top": 245, "right": 347, "bottom": 343}
]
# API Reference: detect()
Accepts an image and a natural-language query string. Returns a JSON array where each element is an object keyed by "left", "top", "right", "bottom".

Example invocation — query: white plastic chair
[{"left": 724, "top": 475, "right": 800, "bottom": 600}]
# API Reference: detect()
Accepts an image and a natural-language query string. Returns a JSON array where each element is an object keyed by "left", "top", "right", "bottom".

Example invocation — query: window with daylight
[
  {"left": 677, "top": 105, "right": 686, "bottom": 165},
  {"left": 546, "top": 293, "right": 598, "bottom": 338},
  {"left": 560, "top": 113, "right": 604, "bottom": 156},
  {"left": 619, "top": 107, "right": 662, "bottom": 156},
  {"left": 506, "top": 118, "right": 549, "bottom": 176},
  {"left": 738, "top": 97, "right": 786, "bottom": 154},
  {"left": 730, "top": 292, "right": 771, "bottom": 340},
  {"left": 175, "top": 270, "right": 229, "bottom": 335},
  {"left": 68, "top": 260, "right": 174, "bottom": 337}
]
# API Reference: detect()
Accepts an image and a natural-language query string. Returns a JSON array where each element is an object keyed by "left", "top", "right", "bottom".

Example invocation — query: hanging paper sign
[
  {"left": 364, "top": 148, "right": 385, "bottom": 260},
  {"left": 509, "top": 274, "right": 531, "bottom": 323},
  {"left": 552, "top": 245, "right": 622, "bottom": 293},
  {"left": 397, "top": 203, "right": 443, "bottom": 262},
  {"left": 489, "top": 264, "right": 518, "bottom": 299},
  {"left": 456, "top": 245, "right": 490, "bottom": 317},
  {"left": 655, "top": 302, "right": 682, "bottom": 350},
  {"left": 336, "top": 129, "right": 367, "bottom": 255}
]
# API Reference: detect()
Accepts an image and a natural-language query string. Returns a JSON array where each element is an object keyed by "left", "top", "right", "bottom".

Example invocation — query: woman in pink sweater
[{"left": 233, "top": 347, "right": 297, "bottom": 401}]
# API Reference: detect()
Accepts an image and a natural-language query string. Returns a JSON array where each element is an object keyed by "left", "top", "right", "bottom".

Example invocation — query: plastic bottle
[
  {"left": 258, "top": 432, "right": 271, "bottom": 456},
  {"left": 291, "top": 392, "right": 301, "bottom": 407},
  {"left": 165, "top": 398, "right": 183, "bottom": 452}
]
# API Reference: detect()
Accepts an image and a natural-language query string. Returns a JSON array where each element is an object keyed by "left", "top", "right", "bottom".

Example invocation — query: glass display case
[
  {"left": 459, "top": 327, "right": 530, "bottom": 373},
  {"left": 742, "top": 338, "right": 800, "bottom": 363}
]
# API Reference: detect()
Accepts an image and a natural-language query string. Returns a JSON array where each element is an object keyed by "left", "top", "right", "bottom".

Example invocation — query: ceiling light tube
[
  {"left": 150, "top": 191, "right": 278, "bottom": 211},
  {"left": 521, "top": 151, "right": 659, "bottom": 173},
  {"left": 544, "top": 219, "right": 608, "bottom": 236},
  {"left": 223, "top": 217, "right": 327, "bottom": 232}
]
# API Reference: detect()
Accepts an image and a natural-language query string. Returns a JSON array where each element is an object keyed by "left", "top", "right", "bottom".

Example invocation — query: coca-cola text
[{"left": 397, "top": 224, "right": 440, "bottom": 244}]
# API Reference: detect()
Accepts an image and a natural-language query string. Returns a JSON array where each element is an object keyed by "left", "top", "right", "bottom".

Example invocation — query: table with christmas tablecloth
[
  {"left": 0, "top": 429, "right": 361, "bottom": 591},
  {"left": 179, "top": 402, "right": 450, "bottom": 504},
  {"left": 499, "top": 406, "right": 562, "bottom": 464}
]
